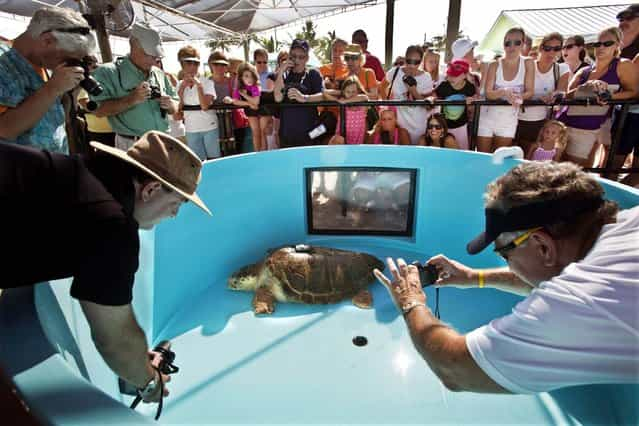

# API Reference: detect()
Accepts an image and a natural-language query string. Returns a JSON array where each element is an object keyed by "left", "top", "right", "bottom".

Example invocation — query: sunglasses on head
[
  {"left": 590, "top": 40, "right": 616, "bottom": 48},
  {"left": 504, "top": 39, "right": 523, "bottom": 47},
  {"left": 617, "top": 13, "right": 638, "bottom": 22},
  {"left": 405, "top": 58, "right": 421, "bottom": 65},
  {"left": 427, "top": 123, "right": 442, "bottom": 130},
  {"left": 344, "top": 55, "right": 360, "bottom": 61},
  {"left": 541, "top": 45, "right": 562, "bottom": 52}
]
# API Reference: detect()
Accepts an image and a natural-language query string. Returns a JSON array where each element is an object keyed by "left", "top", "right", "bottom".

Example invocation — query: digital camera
[{"left": 66, "top": 57, "right": 103, "bottom": 96}]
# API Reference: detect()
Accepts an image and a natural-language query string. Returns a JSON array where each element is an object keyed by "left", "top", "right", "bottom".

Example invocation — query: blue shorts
[{"left": 186, "top": 129, "right": 220, "bottom": 160}]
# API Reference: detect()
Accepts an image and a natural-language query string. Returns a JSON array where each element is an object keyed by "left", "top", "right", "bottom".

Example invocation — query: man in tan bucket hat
[{"left": 0, "top": 131, "right": 210, "bottom": 403}]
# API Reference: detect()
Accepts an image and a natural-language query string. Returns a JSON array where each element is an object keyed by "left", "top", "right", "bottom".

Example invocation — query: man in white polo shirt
[{"left": 374, "top": 161, "right": 638, "bottom": 393}]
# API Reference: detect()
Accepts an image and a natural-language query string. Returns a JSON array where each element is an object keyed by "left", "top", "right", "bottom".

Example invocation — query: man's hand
[
  {"left": 158, "top": 95, "right": 176, "bottom": 113},
  {"left": 128, "top": 82, "right": 151, "bottom": 106},
  {"left": 374, "top": 258, "right": 426, "bottom": 313},
  {"left": 425, "top": 254, "right": 477, "bottom": 288},
  {"left": 287, "top": 88, "right": 306, "bottom": 103},
  {"left": 141, "top": 350, "right": 172, "bottom": 403},
  {"left": 46, "top": 64, "right": 85, "bottom": 95}
]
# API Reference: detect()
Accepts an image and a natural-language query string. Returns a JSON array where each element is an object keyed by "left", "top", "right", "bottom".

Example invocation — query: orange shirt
[
  {"left": 356, "top": 67, "right": 378, "bottom": 93},
  {"left": 319, "top": 62, "right": 349, "bottom": 82}
]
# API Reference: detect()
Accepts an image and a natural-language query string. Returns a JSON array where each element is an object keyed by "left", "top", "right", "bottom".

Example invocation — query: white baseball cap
[
  {"left": 451, "top": 37, "right": 478, "bottom": 60},
  {"left": 130, "top": 22, "right": 165, "bottom": 58}
]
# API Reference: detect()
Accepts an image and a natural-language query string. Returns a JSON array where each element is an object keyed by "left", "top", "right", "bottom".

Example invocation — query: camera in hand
[
  {"left": 402, "top": 75, "right": 417, "bottom": 87},
  {"left": 597, "top": 90, "right": 612, "bottom": 102},
  {"left": 149, "top": 85, "right": 167, "bottom": 117},
  {"left": 411, "top": 261, "right": 439, "bottom": 287},
  {"left": 66, "top": 57, "right": 103, "bottom": 96}
]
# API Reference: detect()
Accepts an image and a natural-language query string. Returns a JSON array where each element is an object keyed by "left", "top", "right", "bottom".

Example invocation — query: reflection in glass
[{"left": 307, "top": 168, "right": 416, "bottom": 235}]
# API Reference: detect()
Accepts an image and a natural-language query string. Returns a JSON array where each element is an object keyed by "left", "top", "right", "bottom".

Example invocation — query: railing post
[
  {"left": 470, "top": 103, "right": 481, "bottom": 151},
  {"left": 339, "top": 103, "right": 347, "bottom": 141},
  {"left": 604, "top": 103, "right": 629, "bottom": 179}
]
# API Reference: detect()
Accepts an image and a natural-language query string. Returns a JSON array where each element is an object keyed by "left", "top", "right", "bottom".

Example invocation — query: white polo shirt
[
  {"left": 466, "top": 206, "right": 639, "bottom": 394},
  {"left": 177, "top": 78, "right": 218, "bottom": 133}
]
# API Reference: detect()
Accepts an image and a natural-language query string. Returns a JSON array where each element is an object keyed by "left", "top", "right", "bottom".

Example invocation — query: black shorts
[
  {"left": 515, "top": 119, "right": 545, "bottom": 144},
  {"left": 612, "top": 110, "right": 639, "bottom": 155}
]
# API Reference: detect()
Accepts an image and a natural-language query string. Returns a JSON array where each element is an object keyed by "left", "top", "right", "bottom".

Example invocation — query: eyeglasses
[
  {"left": 344, "top": 55, "right": 361, "bottom": 61},
  {"left": 504, "top": 40, "right": 523, "bottom": 47},
  {"left": 255, "top": 61, "right": 267, "bottom": 64},
  {"left": 427, "top": 124, "right": 443, "bottom": 130},
  {"left": 617, "top": 13, "right": 638, "bottom": 22},
  {"left": 289, "top": 54, "right": 306, "bottom": 61},
  {"left": 494, "top": 227, "right": 544, "bottom": 260},
  {"left": 50, "top": 27, "right": 91, "bottom": 35},
  {"left": 562, "top": 43, "right": 577, "bottom": 50},
  {"left": 589, "top": 40, "right": 616, "bottom": 48},
  {"left": 541, "top": 45, "right": 562, "bottom": 52},
  {"left": 405, "top": 58, "right": 421, "bottom": 65}
]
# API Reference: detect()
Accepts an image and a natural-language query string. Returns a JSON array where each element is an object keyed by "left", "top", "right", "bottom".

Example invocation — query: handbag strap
[{"left": 388, "top": 66, "right": 401, "bottom": 99}]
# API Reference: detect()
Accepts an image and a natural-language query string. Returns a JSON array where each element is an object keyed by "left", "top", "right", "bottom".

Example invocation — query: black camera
[
  {"left": 66, "top": 57, "right": 103, "bottom": 96},
  {"left": 597, "top": 90, "right": 612, "bottom": 102},
  {"left": 411, "top": 261, "right": 440, "bottom": 287},
  {"left": 149, "top": 85, "right": 162, "bottom": 99},
  {"left": 402, "top": 75, "right": 417, "bottom": 87}
]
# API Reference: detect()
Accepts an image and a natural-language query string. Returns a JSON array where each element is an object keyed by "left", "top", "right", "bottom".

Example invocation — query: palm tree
[
  {"left": 257, "top": 35, "right": 282, "bottom": 53},
  {"left": 206, "top": 37, "right": 242, "bottom": 53}
]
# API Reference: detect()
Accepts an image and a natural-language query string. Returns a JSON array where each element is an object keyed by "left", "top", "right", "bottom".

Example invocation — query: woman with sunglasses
[
  {"left": 477, "top": 27, "right": 535, "bottom": 153},
  {"left": 516, "top": 32, "right": 571, "bottom": 154},
  {"left": 561, "top": 35, "right": 590, "bottom": 75},
  {"left": 559, "top": 27, "right": 638, "bottom": 167},
  {"left": 418, "top": 113, "right": 458, "bottom": 149},
  {"left": 383, "top": 45, "right": 434, "bottom": 144}
]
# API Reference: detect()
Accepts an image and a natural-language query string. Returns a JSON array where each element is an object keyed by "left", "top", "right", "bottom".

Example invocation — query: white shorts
[
  {"left": 597, "top": 117, "right": 612, "bottom": 146},
  {"left": 477, "top": 106, "right": 519, "bottom": 139},
  {"left": 565, "top": 127, "right": 599, "bottom": 159}
]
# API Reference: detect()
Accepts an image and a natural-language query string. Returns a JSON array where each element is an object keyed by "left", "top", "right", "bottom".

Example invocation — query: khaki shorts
[
  {"left": 565, "top": 127, "right": 599, "bottom": 160},
  {"left": 597, "top": 117, "right": 613, "bottom": 146}
]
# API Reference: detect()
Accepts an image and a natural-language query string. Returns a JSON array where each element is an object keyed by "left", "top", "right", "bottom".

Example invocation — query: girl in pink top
[
  {"left": 365, "top": 106, "right": 411, "bottom": 145},
  {"left": 327, "top": 76, "right": 369, "bottom": 145},
  {"left": 526, "top": 120, "right": 568, "bottom": 162},
  {"left": 223, "top": 63, "right": 265, "bottom": 151}
]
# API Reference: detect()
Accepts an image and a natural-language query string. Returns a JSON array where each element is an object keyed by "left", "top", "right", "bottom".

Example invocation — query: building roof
[
  {"left": 0, "top": 0, "right": 377, "bottom": 41},
  {"left": 479, "top": 4, "right": 630, "bottom": 55}
]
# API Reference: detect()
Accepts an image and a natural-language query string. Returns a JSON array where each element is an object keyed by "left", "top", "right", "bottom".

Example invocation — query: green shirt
[{"left": 90, "top": 56, "right": 177, "bottom": 137}]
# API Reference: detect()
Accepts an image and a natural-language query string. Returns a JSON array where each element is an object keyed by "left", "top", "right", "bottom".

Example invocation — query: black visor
[{"left": 466, "top": 197, "right": 604, "bottom": 255}]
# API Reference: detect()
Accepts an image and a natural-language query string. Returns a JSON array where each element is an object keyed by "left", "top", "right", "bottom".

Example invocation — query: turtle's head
[{"left": 228, "top": 262, "right": 261, "bottom": 291}]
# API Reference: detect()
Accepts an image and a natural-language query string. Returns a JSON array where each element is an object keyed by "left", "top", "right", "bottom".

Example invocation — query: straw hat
[
  {"left": 90, "top": 131, "right": 211, "bottom": 216},
  {"left": 343, "top": 44, "right": 363, "bottom": 56}
]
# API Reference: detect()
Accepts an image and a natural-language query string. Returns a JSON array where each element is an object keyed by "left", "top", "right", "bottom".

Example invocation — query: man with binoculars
[
  {"left": 89, "top": 23, "right": 178, "bottom": 150},
  {"left": 0, "top": 6, "right": 96, "bottom": 154}
]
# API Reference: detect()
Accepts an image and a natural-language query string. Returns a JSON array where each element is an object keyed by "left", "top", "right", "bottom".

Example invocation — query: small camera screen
[{"left": 306, "top": 167, "right": 417, "bottom": 236}]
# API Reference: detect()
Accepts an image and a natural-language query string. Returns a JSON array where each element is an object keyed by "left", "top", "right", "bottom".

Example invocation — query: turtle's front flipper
[
  {"left": 352, "top": 289, "right": 373, "bottom": 309},
  {"left": 253, "top": 287, "right": 276, "bottom": 314}
]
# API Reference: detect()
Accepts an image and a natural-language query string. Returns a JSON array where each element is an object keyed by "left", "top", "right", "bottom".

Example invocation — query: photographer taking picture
[
  {"left": 273, "top": 39, "right": 324, "bottom": 147},
  {"left": 0, "top": 6, "right": 96, "bottom": 154},
  {"left": 89, "top": 23, "right": 178, "bottom": 150}
]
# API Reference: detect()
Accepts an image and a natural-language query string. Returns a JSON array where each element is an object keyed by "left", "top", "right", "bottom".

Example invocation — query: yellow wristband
[{"left": 478, "top": 271, "right": 485, "bottom": 288}]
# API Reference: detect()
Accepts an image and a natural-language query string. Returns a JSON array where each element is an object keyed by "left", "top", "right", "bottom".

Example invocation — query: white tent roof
[{"left": 0, "top": 0, "right": 377, "bottom": 41}]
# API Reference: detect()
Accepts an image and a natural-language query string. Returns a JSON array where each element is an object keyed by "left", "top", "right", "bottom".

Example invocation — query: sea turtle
[{"left": 228, "top": 244, "right": 384, "bottom": 314}]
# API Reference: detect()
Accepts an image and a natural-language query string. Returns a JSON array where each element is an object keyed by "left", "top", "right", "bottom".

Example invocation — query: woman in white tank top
[{"left": 477, "top": 27, "right": 535, "bottom": 152}]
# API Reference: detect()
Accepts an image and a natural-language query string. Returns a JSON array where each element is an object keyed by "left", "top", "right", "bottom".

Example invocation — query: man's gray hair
[{"left": 26, "top": 7, "right": 96, "bottom": 55}]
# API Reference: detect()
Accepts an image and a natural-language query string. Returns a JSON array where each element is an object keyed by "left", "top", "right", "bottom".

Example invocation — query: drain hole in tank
[{"left": 352, "top": 336, "right": 368, "bottom": 347}]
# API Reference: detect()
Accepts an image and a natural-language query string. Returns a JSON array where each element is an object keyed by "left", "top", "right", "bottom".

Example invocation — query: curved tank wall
[{"left": 0, "top": 146, "right": 637, "bottom": 425}]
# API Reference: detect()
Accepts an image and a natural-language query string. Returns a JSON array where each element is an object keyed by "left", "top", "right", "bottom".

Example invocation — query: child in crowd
[
  {"left": 526, "top": 120, "right": 567, "bottom": 162},
  {"left": 326, "top": 76, "right": 369, "bottom": 145},
  {"left": 224, "top": 62, "right": 264, "bottom": 151},
  {"left": 432, "top": 59, "right": 477, "bottom": 150},
  {"left": 418, "top": 113, "right": 459, "bottom": 149},
  {"left": 365, "top": 106, "right": 411, "bottom": 145}
]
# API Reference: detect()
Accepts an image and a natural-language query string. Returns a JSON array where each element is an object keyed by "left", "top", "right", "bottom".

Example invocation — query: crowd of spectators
[{"left": 2, "top": 6, "right": 639, "bottom": 186}]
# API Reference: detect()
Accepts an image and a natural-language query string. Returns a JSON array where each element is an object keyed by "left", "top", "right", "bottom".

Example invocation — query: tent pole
[
  {"left": 384, "top": 0, "right": 395, "bottom": 68},
  {"left": 445, "top": 0, "right": 462, "bottom": 62},
  {"left": 93, "top": 13, "right": 112, "bottom": 63}
]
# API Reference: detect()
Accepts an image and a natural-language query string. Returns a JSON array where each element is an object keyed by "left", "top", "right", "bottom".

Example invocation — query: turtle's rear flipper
[
  {"left": 253, "top": 287, "right": 276, "bottom": 315},
  {"left": 352, "top": 289, "right": 373, "bottom": 309}
]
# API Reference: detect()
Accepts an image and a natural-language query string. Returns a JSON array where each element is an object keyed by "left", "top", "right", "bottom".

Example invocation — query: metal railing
[{"left": 212, "top": 98, "right": 639, "bottom": 177}]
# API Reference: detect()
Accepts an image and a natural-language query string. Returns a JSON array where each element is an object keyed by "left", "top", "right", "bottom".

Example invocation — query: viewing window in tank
[{"left": 306, "top": 167, "right": 417, "bottom": 236}]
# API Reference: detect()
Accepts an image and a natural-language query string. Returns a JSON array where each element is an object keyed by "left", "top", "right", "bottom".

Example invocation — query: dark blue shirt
[{"left": 279, "top": 68, "right": 323, "bottom": 147}]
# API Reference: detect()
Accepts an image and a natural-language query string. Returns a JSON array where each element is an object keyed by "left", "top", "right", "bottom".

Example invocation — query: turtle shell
[{"left": 264, "top": 246, "right": 383, "bottom": 304}]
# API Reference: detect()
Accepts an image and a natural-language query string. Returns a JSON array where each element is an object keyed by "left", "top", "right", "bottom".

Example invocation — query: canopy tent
[{"left": 0, "top": 0, "right": 377, "bottom": 41}]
